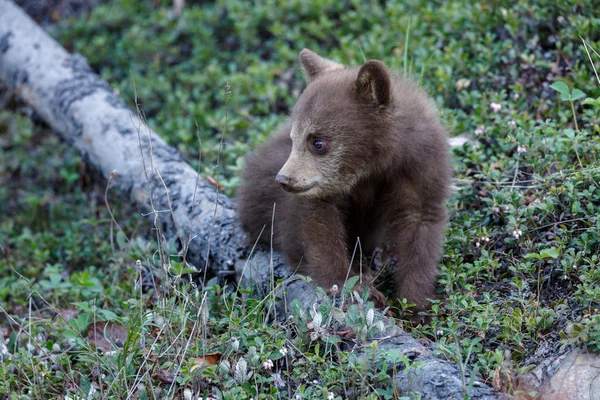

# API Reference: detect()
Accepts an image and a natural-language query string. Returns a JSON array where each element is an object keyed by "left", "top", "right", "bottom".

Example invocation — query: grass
[{"left": 1, "top": 0, "right": 600, "bottom": 398}]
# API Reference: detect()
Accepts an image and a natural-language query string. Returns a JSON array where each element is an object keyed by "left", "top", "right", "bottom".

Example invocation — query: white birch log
[{"left": 0, "top": 1, "right": 504, "bottom": 398}]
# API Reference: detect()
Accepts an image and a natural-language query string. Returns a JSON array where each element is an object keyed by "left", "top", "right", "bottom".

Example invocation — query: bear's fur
[{"left": 237, "top": 49, "right": 451, "bottom": 312}]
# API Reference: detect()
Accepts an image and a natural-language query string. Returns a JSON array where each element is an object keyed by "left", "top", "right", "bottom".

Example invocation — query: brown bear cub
[{"left": 238, "top": 49, "right": 451, "bottom": 313}]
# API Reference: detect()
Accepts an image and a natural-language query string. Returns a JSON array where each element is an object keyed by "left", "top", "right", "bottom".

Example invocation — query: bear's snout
[{"left": 275, "top": 174, "right": 290, "bottom": 188}]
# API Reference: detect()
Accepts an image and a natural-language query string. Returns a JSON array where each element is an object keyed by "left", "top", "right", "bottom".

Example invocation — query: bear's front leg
[
  {"left": 391, "top": 208, "right": 447, "bottom": 313},
  {"left": 297, "top": 200, "right": 385, "bottom": 304}
]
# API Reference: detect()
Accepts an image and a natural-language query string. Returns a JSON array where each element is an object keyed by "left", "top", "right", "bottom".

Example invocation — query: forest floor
[{"left": 1, "top": 0, "right": 599, "bottom": 398}]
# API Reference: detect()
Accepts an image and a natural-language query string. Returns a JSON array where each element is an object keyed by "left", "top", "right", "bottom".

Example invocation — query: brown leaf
[
  {"left": 87, "top": 321, "right": 128, "bottom": 352},
  {"left": 488, "top": 162, "right": 502, "bottom": 171},
  {"left": 569, "top": 273, "right": 582, "bottom": 284},
  {"left": 335, "top": 326, "right": 356, "bottom": 339},
  {"left": 523, "top": 196, "right": 537, "bottom": 205},
  {"left": 152, "top": 369, "right": 175, "bottom": 384},
  {"left": 191, "top": 352, "right": 223, "bottom": 372},
  {"left": 207, "top": 176, "right": 223, "bottom": 190},
  {"left": 57, "top": 308, "right": 78, "bottom": 322}
]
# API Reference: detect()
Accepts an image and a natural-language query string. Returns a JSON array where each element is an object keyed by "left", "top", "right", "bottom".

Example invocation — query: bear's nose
[{"left": 275, "top": 174, "right": 290, "bottom": 187}]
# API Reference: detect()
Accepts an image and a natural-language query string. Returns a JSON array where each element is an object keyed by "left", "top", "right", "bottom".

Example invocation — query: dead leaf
[
  {"left": 335, "top": 326, "right": 356, "bottom": 339},
  {"left": 207, "top": 176, "right": 224, "bottom": 190},
  {"left": 489, "top": 162, "right": 502, "bottom": 171},
  {"left": 191, "top": 352, "right": 223, "bottom": 372},
  {"left": 87, "top": 321, "right": 128, "bottom": 352},
  {"left": 152, "top": 368, "right": 175, "bottom": 384},
  {"left": 57, "top": 308, "right": 78, "bottom": 322}
]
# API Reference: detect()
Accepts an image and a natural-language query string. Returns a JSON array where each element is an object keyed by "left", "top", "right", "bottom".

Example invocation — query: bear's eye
[{"left": 311, "top": 138, "right": 326, "bottom": 154}]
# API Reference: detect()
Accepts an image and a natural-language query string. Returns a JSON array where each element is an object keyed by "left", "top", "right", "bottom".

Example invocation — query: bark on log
[{"left": 0, "top": 1, "right": 504, "bottom": 398}]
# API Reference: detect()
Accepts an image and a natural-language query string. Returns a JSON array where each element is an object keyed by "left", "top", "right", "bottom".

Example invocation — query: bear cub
[{"left": 238, "top": 49, "right": 451, "bottom": 312}]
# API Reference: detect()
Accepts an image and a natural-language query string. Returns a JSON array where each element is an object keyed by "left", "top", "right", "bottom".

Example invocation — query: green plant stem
[
  {"left": 570, "top": 100, "right": 584, "bottom": 169},
  {"left": 570, "top": 101, "right": 580, "bottom": 132},
  {"left": 403, "top": 18, "right": 411, "bottom": 75}
]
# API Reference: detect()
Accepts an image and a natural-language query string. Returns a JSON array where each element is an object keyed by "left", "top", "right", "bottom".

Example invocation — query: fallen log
[{"left": 0, "top": 1, "right": 504, "bottom": 398}]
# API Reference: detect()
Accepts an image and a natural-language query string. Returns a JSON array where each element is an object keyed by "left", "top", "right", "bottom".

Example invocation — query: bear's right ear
[{"left": 299, "top": 49, "right": 344, "bottom": 83}]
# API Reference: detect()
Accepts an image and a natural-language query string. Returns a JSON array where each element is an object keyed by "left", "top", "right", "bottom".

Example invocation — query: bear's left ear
[{"left": 355, "top": 60, "right": 391, "bottom": 107}]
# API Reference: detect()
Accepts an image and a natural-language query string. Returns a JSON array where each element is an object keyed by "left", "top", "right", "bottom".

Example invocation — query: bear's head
[{"left": 276, "top": 49, "right": 395, "bottom": 199}]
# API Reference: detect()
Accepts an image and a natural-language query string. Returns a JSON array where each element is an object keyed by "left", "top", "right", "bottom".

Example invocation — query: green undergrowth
[{"left": 1, "top": 0, "right": 600, "bottom": 398}]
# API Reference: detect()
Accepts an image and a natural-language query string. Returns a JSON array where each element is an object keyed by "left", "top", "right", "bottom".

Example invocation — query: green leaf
[
  {"left": 79, "top": 375, "right": 91, "bottom": 396},
  {"left": 570, "top": 88, "right": 586, "bottom": 101},
  {"left": 524, "top": 253, "right": 541, "bottom": 260},
  {"left": 564, "top": 128, "right": 576, "bottom": 140},
  {"left": 550, "top": 81, "right": 569, "bottom": 95},
  {"left": 323, "top": 335, "right": 341, "bottom": 345},
  {"left": 116, "top": 230, "right": 127, "bottom": 249},
  {"left": 540, "top": 248, "right": 559, "bottom": 259},
  {"left": 99, "top": 309, "right": 118, "bottom": 321},
  {"left": 343, "top": 275, "right": 360, "bottom": 297},
  {"left": 582, "top": 97, "right": 600, "bottom": 107}
]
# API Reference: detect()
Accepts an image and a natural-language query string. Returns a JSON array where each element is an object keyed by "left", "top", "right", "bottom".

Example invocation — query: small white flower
[
  {"left": 436, "top": 330, "right": 444, "bottom": 336},
  {"left": 474, "top": 125, "right": 486, "bottom": 136},
  {"left": 490, "top": 102, "right": 502, "bottom": 113},
  {"left": 328, "top": 392, "right": 335, "bottom": 400},
  {"left": 508, "top": 120, "right": 517, "bottom": 130},
  {"left": 262, "top": 360, "right": 274, "bottom": 370},
  {"left": 504, "top": 205, "right": 510, "bottom": 211},
  {"left": 492, "top": 207, "right": 500, "bottom": 214},
  {"left": 477, "top": 236, "right": 490, "bottom": 246},
  {"left": 279, "top": 347, "right": 288, "bottom": 356},
  {"left": 516, "top": 145, "right": 527, "bottom": 154},
  {"left": 513, "top": 93, "right": 520, "bottom": 101},
  {"left": 330, "top": 284, "right": 339, "bottom": 293}
]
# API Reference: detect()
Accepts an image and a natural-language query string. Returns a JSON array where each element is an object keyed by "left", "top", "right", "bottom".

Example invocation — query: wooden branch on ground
[{"left": 0, "top": 1, "right": 504, "bottom": 398}]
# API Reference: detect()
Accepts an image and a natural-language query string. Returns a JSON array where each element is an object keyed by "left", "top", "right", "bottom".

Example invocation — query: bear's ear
[
  {"left": 355, "top": 60, "right": 391, "bottom": 107},
  {"left": 299, "top": 49, "right": 344, "bottom": 82}
]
